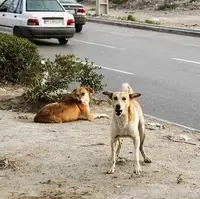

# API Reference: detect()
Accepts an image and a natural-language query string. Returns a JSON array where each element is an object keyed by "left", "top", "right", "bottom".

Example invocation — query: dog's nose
[{"left": 115, "top": 104, "right": 121, "bottom": 110}]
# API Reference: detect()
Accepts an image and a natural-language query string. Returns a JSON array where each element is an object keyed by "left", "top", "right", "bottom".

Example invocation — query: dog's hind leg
[
  {"left": 107, "top": 138, "right": 118, "bottom": 174},
  {"left": 133, "top": 135, "right": 141, "bottom": 175},
  {"left": 138, "top": 121, "right": 152, "bottom": 163}
]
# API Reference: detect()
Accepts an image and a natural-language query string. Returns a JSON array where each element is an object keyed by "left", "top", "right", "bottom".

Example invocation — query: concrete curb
[
  {"left": 87, "top": 17, "right": 200, "bottom": 37},
  {"left": 144, "top": 114, "right": 200, "bottom": 133}
]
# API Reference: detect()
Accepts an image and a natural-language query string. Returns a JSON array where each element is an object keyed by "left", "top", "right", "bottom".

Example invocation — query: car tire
[
  {"left": 58, "top": 37, "right": 68, "bottom": 45},
  {"left": 13, "top": 27, "right": 21, "bottom": 37},
  {"left": 75, "top": 24, "right": 83, "bottom": 33}
]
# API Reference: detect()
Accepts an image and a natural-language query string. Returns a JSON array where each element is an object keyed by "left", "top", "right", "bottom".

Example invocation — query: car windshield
[
  {"left": 26, "top": 0, "right": 65, "bottom": 12},
  {"left": 59, "top": 0, "right": 77, "bottom": 3}
]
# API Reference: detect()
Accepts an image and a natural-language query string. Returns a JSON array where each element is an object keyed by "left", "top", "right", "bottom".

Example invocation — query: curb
[
  {"left": 87, "top": 17, "right": 200, "bottom": 37},
  {"left": 144, "top": 114, "right": 200, "bottom": 133}
]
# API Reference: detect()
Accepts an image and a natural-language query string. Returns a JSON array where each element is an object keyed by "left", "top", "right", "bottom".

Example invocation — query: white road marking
[
  {"left": 183, "top": 43, "right": 200, "bottom": 48},
  {"left": 172, "top": 58, "right": 200, "bottom": 65},
  {"left": 98, "top": 65, "right": 134, "bottom": 75},
  {"left": 79, "top": 61, "right": 134, "bottom": 75},
  {"left": 145, "top": 114, "right": 200, "bottom": 132},
  {"left": 72, "top": 39, "right": 126, "bottom": 50},
  {"left": 97, "top": 29, "right": 134, "bottom": 37}
]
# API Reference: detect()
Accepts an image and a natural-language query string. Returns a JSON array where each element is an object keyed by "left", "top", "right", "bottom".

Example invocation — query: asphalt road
[{"left": 38, "top": 22, "right": 200, "bottom": 130}]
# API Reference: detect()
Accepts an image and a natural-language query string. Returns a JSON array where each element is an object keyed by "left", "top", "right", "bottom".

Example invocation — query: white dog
[{"left": 103, "top": 83, "right": 151, "bottom": 175}]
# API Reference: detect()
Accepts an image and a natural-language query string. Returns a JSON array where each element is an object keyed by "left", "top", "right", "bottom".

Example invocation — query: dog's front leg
[
  {"left": 107, "top": 138, "right": 118, "bottom": 174},
  {"left": 133, "top": 136, "right": 141, "bottom": 175}
]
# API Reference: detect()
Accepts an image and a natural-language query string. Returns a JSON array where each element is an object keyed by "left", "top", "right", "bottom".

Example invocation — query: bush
[
  {"left": 127, "top": 15, "right": 136, "bottom": 22},
  {"left": 157, "top": 2, "right": 178, "bottom": 11},
  {"left": 0, "top": 34, "right": 105, "bottom": 103},
  {"left": 0, "top": 34, "right": 41, "bottom": 83},
  {"left": 22, "top": 54, "right": 106, "bottom": 103}
]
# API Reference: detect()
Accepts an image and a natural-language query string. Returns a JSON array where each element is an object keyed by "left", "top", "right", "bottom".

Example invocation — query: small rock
[
  {"left": 0, "top": 88, "right": 6, "bottom": 92},
  {"left": 18, "top": 115, "right": 28, "bottom": 120},
  {"left": 180, "top": 134, "right": 190, "bottom": 141},
  {"left": 148, "top": 126, "right": 158, "bottom": 130},
  {"left": 40, "top": 179, "right": 51, "bottom": 184},
  {"left": 146, "top": 122, "right": 165, "bottom": 130},
  {"left": 162, "top": 125, "right": 167, "bottom": 129},
  {"left": 177, "top": 174, "right": 183, "bottom": 184}
]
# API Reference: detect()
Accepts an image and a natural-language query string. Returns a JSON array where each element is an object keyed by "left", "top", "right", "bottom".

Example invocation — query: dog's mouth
[{"left": 115, "top": 109, "right": 122, "bottom": 116}]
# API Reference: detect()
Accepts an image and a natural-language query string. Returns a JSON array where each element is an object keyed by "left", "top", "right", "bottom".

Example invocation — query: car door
[
  {"left": 0, "top": 0, "right": 12, "bottom": 34},
  {"left": 4, "top": 0, "right": 22, "bottom": 34}
]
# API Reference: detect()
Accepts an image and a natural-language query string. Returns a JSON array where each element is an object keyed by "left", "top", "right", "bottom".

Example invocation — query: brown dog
[{"left": 34, "top": 87, "right": 109, "bottom": 123}]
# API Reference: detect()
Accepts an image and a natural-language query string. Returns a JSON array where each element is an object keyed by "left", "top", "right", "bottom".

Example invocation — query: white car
[{"left": 0, "top": 0, "right": 76, "bottom": 44}]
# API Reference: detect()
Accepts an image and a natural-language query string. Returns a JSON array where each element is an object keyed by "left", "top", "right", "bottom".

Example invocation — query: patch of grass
[
  {"left": 157, "top": 3, "right": 178, "bottom": 11},
  {"left": 127, "top": 15, "right": 136, "bottom": 22},
  {"left": 145, "top": 19, "right": 161, "bottom": 25}
]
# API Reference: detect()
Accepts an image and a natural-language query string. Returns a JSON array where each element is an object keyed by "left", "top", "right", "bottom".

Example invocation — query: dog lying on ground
[
  {"left": 34, "top": 87, "right": 109, "bottom": 123},
  {"left": 103, "top": 83, "right": 151, "bottom": 175}
]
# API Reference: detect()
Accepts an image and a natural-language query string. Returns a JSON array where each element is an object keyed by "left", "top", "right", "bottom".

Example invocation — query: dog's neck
[
  {"left": 77, "top": 101, "right": 90, "bottom": 111},
  {"left": 114, "top": 105, "right": 133, "bottom": 129}
]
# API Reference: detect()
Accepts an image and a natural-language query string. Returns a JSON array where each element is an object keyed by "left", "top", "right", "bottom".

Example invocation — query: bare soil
[
  {"left": 0, "top": 86, "right": 200, "bottom": 199},
  {"left": 85, "top": 2, "right": 200, "bottom": 30}
]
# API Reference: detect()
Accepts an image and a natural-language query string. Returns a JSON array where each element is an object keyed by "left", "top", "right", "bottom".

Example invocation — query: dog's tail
[{"left": 121, "top": 83, "right": 134, "bottom": 94}]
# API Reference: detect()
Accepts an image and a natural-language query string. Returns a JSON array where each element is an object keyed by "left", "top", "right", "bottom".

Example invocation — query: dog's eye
[
  {"left": 122, "top": 97, "right": 126, "bottom": 101},
  {"left": 113, "top": 96, "right": 118, "bottom": 100},
  {"left": 81, "top": 92, "right": 85, "bottom": 96}
]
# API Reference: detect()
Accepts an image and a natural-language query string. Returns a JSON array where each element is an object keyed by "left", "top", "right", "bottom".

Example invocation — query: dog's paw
[
  {"left": 107, "top": 167, "right": 115, "bottom": 174},
  {"left": 134, "top": 165, "right": 142, "bottom": 175},
  {"left": 144, "top": 157, "right": 152, "bottom": 163}
]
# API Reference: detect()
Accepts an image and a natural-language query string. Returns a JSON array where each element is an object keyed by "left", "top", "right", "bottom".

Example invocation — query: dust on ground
[
  {"left": 85, "top": 2, "right": 200, "bottom": 30},
  {"left": 0, "top": 86, "right": 200, "bottom": 199}
]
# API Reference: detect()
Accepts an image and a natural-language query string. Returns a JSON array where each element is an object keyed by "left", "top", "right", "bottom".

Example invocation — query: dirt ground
[
  {"left": 85, "top": 4, "right": 200, "bottom": 30},
  {"left": 0, "top": 86, "right": 200, "bottom": 199}
]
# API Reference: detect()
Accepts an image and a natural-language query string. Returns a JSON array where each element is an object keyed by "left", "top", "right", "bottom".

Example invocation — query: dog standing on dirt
[
  {"left": 34, "top": 87, "right": 109, "bottom": 123},
  {"left": 103, "top": 83, "right": 151, "bottom": 175}
]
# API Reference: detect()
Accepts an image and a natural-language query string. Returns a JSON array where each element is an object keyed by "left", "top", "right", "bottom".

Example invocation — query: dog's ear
[
  {"left": 102, "top": 91, "right": 113, "bottom": 99},
  {"left": 72, "top": 88, "right": 77, "bottom": 94},
  {"left": 129, "top": 92, "right": 141, "bottom": 99},
  {"left": 85, "top": 87, "right": 94, "bottom": 94}
]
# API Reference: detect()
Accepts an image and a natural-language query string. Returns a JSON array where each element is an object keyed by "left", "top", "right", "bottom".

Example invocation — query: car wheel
[
  {"left": 13, "top": 27, "right": 21, "bottom": 37},
  {"left": 58, "top": 37, "right": 68, "bottom": 45},
  {"left": 75, "top": 25, "right": 83, "bottom": 33}
]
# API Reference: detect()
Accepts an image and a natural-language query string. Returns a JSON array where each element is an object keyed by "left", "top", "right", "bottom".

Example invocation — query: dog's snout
[{"left": 115, "top": 104, "right": 121, "bottom": 110}]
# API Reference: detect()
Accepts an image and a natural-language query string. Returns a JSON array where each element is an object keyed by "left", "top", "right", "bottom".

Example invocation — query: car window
[
  {"left": 26, "top": 0, "right": 65, "bottom": 12},
  {"left": 59, "top": 0, "right": 77, "bottom": 3},
  {"left": 7, "top": 0, "right": 20, "bottom": 12},
  {"left": 15, "top": 0, "right": 22, "bottom": 13},
  {"left": 0, "top": 0, "right": 12, "bottom": 9}
]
